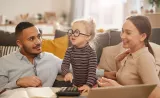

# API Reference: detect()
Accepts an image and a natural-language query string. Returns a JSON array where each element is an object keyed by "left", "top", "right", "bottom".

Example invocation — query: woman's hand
[
  {"left": 97, "top": 77, "right": 122, "bottom": 87},
  {"left": 115, "top": 49, "right": 131, "bottom": 70},
  {"left": 115, "top": 49, "right": 131, "bottom": 62}
]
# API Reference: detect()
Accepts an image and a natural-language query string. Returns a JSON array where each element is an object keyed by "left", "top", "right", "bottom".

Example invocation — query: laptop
[{"left": 87, "top": 84, "right": 156, "bottom": 98}]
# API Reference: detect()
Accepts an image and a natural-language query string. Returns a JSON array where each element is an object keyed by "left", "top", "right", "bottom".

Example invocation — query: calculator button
[
  {"left": 56, "top": 87, "right": 80, "bottom": 96},
  {"left": 73, "top": 87, "right": 77, "bottom": 91},
  {"left": 61, "top": 87, "right": 66, "bottom": 92},
  {"left": 71, "top": 87, "right": 74, "bottom": 91}
]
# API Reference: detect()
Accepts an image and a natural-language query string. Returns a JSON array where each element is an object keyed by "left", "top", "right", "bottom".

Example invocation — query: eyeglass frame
[{"left": 67, "top": 29, "right": 90, "bottom": 37}]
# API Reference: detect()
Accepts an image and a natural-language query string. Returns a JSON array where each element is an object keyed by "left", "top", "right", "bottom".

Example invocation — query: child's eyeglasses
[{"left": 68, "top": 29, "right": 90, "bottom": 37}]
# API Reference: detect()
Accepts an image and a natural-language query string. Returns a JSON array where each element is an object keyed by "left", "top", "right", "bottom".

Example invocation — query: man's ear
[
  {"left": 140, "top": 33, "right": 147, "bottom": 41},
  {"left": 16, "top": 40, "right": 22, "bottom": 48}
]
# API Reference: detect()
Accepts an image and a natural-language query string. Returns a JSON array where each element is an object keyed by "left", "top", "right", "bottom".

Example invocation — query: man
[{"left": 0, "top": 22, "right": 62, "bottom": 92}]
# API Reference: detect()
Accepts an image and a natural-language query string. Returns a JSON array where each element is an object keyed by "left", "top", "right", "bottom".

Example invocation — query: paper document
[{"left": 8, "top": 87, "right": 56, "bottom": 98}]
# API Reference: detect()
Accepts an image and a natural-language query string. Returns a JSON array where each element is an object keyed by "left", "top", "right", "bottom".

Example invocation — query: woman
[{"left": 98, "top": 15, "right": 159, "bottom": 87}]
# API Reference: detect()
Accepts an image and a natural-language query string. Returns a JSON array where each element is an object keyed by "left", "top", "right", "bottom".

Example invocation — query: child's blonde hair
[{"left": 71, "top": 18, "right": 96, "bottom": 41}]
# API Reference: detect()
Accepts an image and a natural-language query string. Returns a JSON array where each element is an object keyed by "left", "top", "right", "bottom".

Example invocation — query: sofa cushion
[
  {"left": 42, "top": 30, "right": 69, "bottom": 59},
  {"left": 42, "top": 35, "right": 68, "bottom": 59},
  {"left": 150, "top": 42, "right": 160, "bottom": 77},
  {"left": 0, "top": 30, "right": 17, "bottom": 46},
  {"left": 90, "top": 31, "right": 109, "bottom": 63},
  {"left": 150, "top": 28, "right": 160, "bottom": 45},
  {"left": 98, "top": 43, "right": 124, "bottom": 71},
  {"left": 109, "top": 30, "right": 121, "bottom": 46},
  {"left": 90, "top": 29, "right": 121, "bottom": 63}
]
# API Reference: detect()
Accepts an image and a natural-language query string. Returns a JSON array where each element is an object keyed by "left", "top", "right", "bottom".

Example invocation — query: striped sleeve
[
  {"left": 61, "top": 48, "right": 71, "bottom": 76},
  {"left": 86, "top": 50, "right": 97, "bottom": 87}
]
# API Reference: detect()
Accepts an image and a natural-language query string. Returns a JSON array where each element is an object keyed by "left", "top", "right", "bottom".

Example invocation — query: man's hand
[
  {"left": 78, "top": 85, "right": 91, "bottom": 93},
  {"left": 16, "top": 76, "right": 42, "bottom": 87},
  {"left": 64, "top": 73, "right": 73, "bottom": 83},
  {"left": 104, "top": 71, "right": 117, "bottom": 80}
]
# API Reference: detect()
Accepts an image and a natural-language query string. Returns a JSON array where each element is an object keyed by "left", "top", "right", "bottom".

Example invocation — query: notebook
[
  {"left": 87, "top": 84, "right": 156, "bottom": 98},
  {"left": 8, "top": 87, "right": 57, "bottom": 98}
]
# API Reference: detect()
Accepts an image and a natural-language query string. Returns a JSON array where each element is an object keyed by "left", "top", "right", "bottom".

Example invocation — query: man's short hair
[{"left": 15, "top": 22, "right": 34, "bottom": 39}]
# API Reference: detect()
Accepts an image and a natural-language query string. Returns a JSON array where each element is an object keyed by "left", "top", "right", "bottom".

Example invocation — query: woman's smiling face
[{"left": 121, "top": 20, "right": 146, "bottom": 52}]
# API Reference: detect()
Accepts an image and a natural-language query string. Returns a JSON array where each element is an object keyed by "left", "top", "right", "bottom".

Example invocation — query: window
[{"left": 84, "top": 0, "right": 126, "bottom": 29}]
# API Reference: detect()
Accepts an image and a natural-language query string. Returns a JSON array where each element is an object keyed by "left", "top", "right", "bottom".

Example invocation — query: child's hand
[
  {"left": 78, "top": 85, "right": 91, "bottom": 93},
  {"left": 64, "top": 73, "right": 73, "bottom": 83}
]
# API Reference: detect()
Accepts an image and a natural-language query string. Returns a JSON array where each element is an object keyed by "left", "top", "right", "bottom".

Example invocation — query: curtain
[{"left": 68, "top": 0, "right": 85, "bottom": 24}]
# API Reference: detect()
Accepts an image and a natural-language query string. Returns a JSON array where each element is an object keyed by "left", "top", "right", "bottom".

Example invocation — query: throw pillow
[
  {"left": 42, "top": 35, "right": 68, "bottom": 59},
  {"left": 98, "top": 43, "right": 124, "bottom": 71},
  {"left": 0, "top": 46, "right": 2, "bottom": 57},
  {"left": 0, "top": 46, "right": 19, "bottom": 57}
]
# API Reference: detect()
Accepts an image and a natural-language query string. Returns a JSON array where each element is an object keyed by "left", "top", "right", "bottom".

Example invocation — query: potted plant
[{"left": 149, "top": 0, "right": 160, "bottom": 12}]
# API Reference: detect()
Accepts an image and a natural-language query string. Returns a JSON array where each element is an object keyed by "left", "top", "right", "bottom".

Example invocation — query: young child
[{"left": 61, "top": 18, "right": 97, "bottom": 93}]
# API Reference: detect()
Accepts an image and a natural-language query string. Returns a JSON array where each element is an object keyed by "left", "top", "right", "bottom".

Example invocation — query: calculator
[
  {"left": 56, "top": 87, "right": 80, "bottom": 96},
  {"left": 52, "top": 80, "right": 73, "bottom": 87}
]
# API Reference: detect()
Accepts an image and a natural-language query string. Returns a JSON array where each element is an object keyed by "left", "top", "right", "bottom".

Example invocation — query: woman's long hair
[{"left": 127, "top": 15, "right": 154, "bottom": 57}]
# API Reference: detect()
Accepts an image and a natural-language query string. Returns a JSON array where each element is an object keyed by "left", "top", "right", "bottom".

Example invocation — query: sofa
[{"left": 0, "top": 28, "right": 160, "bottom": 62}]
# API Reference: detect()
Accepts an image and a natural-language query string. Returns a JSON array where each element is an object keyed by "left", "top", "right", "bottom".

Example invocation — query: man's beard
[{"left": 23, "top": 44, "right": 41, "bottom": 56}]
